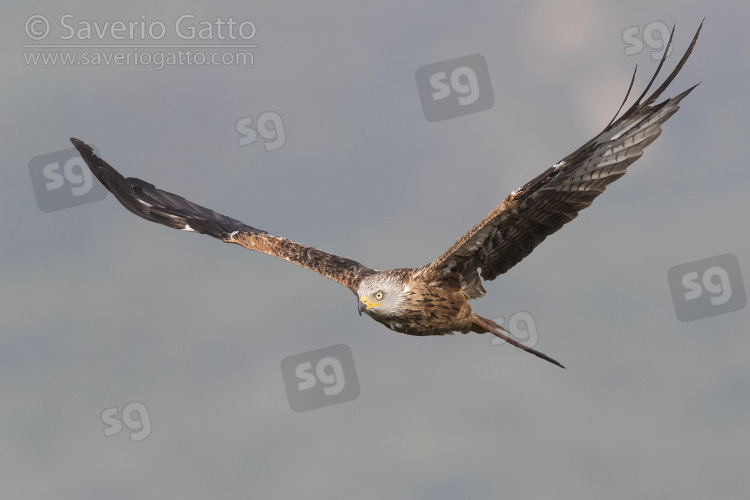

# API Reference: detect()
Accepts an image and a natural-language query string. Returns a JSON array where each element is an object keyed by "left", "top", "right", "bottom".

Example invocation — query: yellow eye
[{"left": 374, "top": 291, "right": 384, "bottom": 301}]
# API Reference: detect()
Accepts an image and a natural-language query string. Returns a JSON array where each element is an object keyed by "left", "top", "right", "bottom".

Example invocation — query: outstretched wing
[
  {"left": 70, "top": 138, "right": 375, "bottom": 293},
  {"left": 421, "top": 22, "right": 702, "bottom": 297}
]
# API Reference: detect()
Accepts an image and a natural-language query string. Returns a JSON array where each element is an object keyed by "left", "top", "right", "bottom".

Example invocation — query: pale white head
[{"left": 356, "top": 273, "right": 407, "bottom": 318}]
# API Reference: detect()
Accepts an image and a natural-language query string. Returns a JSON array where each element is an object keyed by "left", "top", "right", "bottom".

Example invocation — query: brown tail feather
[{"left": 472, "top": 314, "right": 565, "bottom": 369}]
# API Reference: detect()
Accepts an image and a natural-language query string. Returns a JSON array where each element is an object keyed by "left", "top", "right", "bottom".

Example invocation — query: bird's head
[{"left": 356, "top": 273, "right": 407, "bottom": 318}]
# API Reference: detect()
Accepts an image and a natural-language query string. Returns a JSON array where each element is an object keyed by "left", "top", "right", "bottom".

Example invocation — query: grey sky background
[{"left": 3, "top": 1, "right": 749, "bottom": 499}]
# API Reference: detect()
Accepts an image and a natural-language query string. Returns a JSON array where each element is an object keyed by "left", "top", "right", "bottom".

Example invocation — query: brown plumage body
[{"left": 371, "top": 269, "right": 476, "bottom": 336}]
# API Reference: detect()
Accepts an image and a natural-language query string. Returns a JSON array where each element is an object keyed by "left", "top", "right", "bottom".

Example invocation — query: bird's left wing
[
  {"left": 70, "top": 138, "right": 375, "bottom": 293},
  {"left": 421, "top": 22, "right": 702, "bottom": 296}
]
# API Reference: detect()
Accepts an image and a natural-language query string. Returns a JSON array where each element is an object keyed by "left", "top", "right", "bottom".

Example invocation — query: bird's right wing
[
  {"left": 71, "top": 139, "right": 375, "bottom": 293},
  {"left": 420, "top": 22, "right": 702, "bottom": 296}
]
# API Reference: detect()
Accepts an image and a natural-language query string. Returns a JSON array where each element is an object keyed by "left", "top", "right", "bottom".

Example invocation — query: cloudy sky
[{"left": 3, "top": 1, "right": 749, "bottom": 498}]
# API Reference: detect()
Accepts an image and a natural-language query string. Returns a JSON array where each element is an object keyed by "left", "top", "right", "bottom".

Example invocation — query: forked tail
[{"left": 471, "top": 314, "right": 565, "bottom": 368}]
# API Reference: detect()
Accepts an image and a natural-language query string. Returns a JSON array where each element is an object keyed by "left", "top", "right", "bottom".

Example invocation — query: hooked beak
[{"left": 358, "top": 299, "right": 367, "bottom": 315}]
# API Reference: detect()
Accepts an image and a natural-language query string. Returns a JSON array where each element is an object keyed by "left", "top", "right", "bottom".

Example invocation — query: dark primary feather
[
  {"left": 422, "top": 22, "right": 702, "bottom": 289},
  {"left": 70, "top": 139, "right": 374, "bottom": 292},
  {"left": 71, "top": 138, "right": 264, "bottom": 238}
]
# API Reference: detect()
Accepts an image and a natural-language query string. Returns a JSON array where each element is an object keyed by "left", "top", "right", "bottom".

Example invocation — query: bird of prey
[{"left": 71, "top": 23, "right": 701, "bottom": 369}]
